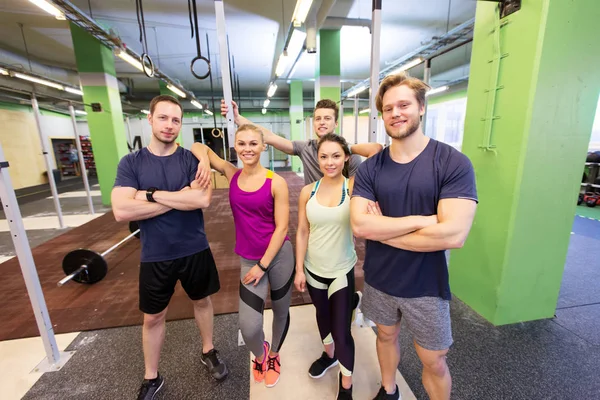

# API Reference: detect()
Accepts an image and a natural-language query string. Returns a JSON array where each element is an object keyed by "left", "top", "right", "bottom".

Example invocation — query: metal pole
[
  {"left": 339, "top": 100, "right": 344, "bottom": 136},
  {"left": 31, "top": 95, "right": 65, "bottom": 229},
  {"left": 353, "top": 95, "right": 359, "bottom": 143},
  {"left": 368, "top": 0, "right": 382, "bottom": 143},
  {"left": 270, "top": 145, "right": 275, "bottom": 171},
  {"left": 0, "top": 143, "right": 73, "bottom": 371},
  {"left": 125, "top": 117, "right": 134, "bottom": 150},
  {"left": 422, "top": 59, "right": 431, "bottom": 133},
  {"left": 215, "top": 0, "right": 236, "bottom": 162},
  {"left": 68, "top": 105, "right": 94, "bottom": 215}
]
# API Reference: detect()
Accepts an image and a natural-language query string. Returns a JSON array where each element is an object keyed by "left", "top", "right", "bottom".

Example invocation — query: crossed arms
[
  {"left": 112, "top": 179, "right": 212, "bottom": 222},
  {"left": 350, "top": 197, "right": 477, "bottom": 252}
]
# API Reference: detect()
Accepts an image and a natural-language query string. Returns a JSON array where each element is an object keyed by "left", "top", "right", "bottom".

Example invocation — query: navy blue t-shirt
[
  {"left": 352, "top": 139, "right": 477, "bottom": 300},
  {"left": 113, "top": 147, "right": 209, "bottom": 262}
]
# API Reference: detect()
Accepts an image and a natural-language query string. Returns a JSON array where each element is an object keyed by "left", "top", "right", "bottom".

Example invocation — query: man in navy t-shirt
[
  {"left": 351, "top": 73, "right": 477, "bottom": 400},
  {"left": 112, "top": 95, "right": 228, "bottom": 400}
]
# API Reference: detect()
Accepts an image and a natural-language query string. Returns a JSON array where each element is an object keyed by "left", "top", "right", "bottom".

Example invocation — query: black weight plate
[
  {"left": 62, "top": 249, "right": 107, "bottom": 284},
  {"left": 129, "top": 221, "right": 141, "bottom": 239}
]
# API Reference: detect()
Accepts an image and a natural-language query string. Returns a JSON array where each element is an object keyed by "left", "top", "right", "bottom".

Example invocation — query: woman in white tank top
[{"left": 294, "top": 133, "right": 358, "bottom": 400}]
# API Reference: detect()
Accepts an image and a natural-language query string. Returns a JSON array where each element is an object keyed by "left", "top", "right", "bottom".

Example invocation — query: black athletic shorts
[{"left": 139, "top": 247, "right": 220, "bottom": 314}]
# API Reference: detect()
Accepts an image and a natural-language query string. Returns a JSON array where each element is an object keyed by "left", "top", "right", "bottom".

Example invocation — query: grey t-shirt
[{"left": 292, "top": 139, "right": 362, "bottom": 184}]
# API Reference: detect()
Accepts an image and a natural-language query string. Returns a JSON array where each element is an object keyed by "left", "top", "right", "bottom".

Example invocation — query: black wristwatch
[{"left": 146, "top": 187, "right": 158, "bottom": 202}]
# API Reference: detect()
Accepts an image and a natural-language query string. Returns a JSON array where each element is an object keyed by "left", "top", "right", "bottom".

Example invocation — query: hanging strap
[{"left": 135, "top": 0, "right": 154, "bottom": 77}]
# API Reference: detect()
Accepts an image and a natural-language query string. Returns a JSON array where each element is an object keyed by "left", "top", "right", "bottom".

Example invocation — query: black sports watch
[{"left": 146, "top": 187, "right": 158, "bottom": 202}]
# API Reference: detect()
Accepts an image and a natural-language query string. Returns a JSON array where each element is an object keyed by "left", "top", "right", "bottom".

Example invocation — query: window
[{"left": 425, "top": 97, "right": 467, "bottom": 150}]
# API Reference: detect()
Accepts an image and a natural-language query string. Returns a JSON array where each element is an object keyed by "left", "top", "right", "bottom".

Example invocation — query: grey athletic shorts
[{"left": 361, "top": 282, "right": 453, "bottom": 351}]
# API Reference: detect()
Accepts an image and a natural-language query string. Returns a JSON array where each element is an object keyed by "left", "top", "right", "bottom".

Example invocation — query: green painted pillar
[
  {"left": 315, "top": 29, "right": 341, "bottom": 132},
  {"left": 450, "top": 1, "right": 600, "bottom": 325},
  {"left": 70, "top": 23, "right": 128, "bottom": 205},
  {"left": 158, "top": 82, "right": 183, "bottom": 146},
  {"left": 290, "top": 81, "right": 304, "bottom": 173}
]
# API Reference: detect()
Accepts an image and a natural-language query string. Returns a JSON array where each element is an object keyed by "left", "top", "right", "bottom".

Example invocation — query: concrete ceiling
[{"left": 0, "top": 0, "right": 476, "bottom": 108}]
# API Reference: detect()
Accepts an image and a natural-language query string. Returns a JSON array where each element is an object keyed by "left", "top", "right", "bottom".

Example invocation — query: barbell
[{"left": 57, "top": 221, "right": 140, "bottom": 286}]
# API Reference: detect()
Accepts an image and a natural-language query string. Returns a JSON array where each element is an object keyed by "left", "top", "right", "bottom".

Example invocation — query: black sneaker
[
  {"left": 308, "top": 351, "right": 339, "bottom": 378},
  {"left": 373, "top": 385, "right": 400, "bottom": 400},
  {"left": 137, "top": 373, "right": 164, "bottom": 400},
  {"left": 200, "top": 348, "right": 229, "bottom": 381},
  {"left": 337, "top": 372, "right": 353, "bottom": 400}
]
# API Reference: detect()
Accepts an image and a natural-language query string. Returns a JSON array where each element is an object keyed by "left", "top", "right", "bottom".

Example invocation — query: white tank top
[{"left": 304, "top": 178, "right": 357, "bottom": 278}]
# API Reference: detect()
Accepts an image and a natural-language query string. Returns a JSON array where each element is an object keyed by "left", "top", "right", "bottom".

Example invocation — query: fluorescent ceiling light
[
  {"left": 29, "top": 0, "right": 65, "bottom": 20},
  {"left": 0, "top": 67, "right": 8, "bottom": 75},
  {"left": 141, "top": 109, "right": 150, "bottom": 115},
  {"left": 267, "top": 83, "right": 277, "bottom": 98},
  {"left": 167, "top": 84, "right": 186, "bottom": 98},
  {"left": 387, "top": 58, "right": 424, "bottom": 76},
  {"left": 261, "top": 108, "right": 267, "bottom": 115},
  {"left": 275, "top": 53, "right": 288, "bottom": 77},
  {"left": 359, "top": 108, "right": 370, "bottom": 114},
  {"left": 263, "top": 99, "right": 270, "bottom": 108},
  {"left": 191, "top": 99, "right": 203, "bottom": 110},
  {"left": 204, "top": 109, "right": 213, "bottom": 116},
  {"left": 74, "top": 110, "right": 87, "bottom": 115},
  {"left": 292, "top": 0, "right": 313, "bottom": 26},
  {"left": 116, "top": 49, "right": 144, "bottom": 72},
  {"left": 426, "top": 86, "right": 449, "bottom": 96},
  {"left": 14, "top": 72, "right": 64, "bottom": 90},
  {"left": 65, "top": 87, "right": 83, "bottom": 96},
  {"left": 347, "top": 85, "right": 367, "bottom": 97}
]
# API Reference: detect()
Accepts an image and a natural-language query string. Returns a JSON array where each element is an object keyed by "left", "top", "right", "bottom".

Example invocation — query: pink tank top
[{"left": 229, "top": 169, "right": 288, "bottom": 259}]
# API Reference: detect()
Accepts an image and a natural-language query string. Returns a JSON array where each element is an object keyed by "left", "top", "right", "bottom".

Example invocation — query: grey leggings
[{"left": 239, "top": 240, "right": 295, "bottom": 357}]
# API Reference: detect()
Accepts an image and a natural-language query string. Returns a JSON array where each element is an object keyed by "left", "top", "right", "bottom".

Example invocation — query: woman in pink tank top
[{"left": 191, "top": 124, "right": 294, "bottom": 389}]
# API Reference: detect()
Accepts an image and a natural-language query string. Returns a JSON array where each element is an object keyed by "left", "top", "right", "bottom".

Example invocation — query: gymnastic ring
[
  {"left": 211, "top": 128, "right": 222, "bottom": 138},
  {"left": 191, "top": 55, "right": 211, "bottom": 80},
  {"left": 141, "top": 53, "right": 155, "bottom": 78}
]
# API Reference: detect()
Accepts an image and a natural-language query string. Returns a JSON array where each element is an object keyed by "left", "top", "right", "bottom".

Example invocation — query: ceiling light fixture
[
  {"left": 74, "top": 110, "right": 87, "bottom": 115},
  {"left": 275, "top": 53, "right": 288, "bottom": 78},
  {"left": 29, "top": 0, "right": 65, "bottom": 20},
  {"left": 13, "top": 72, "right": 64, "bottom": 90},
  {"left": 166, "top": 84, "right": 186, "bottom": 98},
  {"left": 426, "top": 85, "right": 449, "bottom": 96},
  {"left": 359, "top": 108, "right": 370, "bottom": 114},
  {"left": 261, "top": 108, "right": 267, "bottom": 115},
  {"left": 387, "top": 58, "right": 424, "bottom": 76},
  {"left": 0, "top": 67, "right": 9, "bottom": 75},
  {"left": 292, "top": 0, "right": 313, "bottom": 27},
  {"left": 141, "top": 109, "right": 150, "bottom": 115},
  {"left": 65, "top": 87, "right": 83, "bottom": 96},
  {"left": 115, "top": 49, "right": 144, "bottom": 72},
  {"left": 204, "top": 109, "right": 213, "bottom": 116},
  {"left": 263, "top": 99, "right": 270, "bottom": 108},
  {"left": 191, "top": 99, "right": 203, "bottom": 110},
  {"left": 267, "top": 83, "right": 278, "bottom": 98}
]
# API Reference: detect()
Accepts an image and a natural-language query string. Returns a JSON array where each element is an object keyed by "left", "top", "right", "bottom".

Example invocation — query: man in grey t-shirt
[{"left": 221, "top": 99, "right": 382, "bottom": 184}]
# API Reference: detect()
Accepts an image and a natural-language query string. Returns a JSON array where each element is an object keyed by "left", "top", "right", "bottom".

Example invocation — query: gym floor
[{"left": 1, "top": 175, "right": 599, "bottom": 400}]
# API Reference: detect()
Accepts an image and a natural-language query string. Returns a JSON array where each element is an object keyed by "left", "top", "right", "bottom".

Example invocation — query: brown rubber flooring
[{"left": 0, "top": 172, "right": 365, "bottom": 341}]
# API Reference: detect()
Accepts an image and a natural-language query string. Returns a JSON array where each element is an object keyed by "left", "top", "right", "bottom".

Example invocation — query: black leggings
[{"left": 306, "top": 268, "right": 355, "bottom": 376}]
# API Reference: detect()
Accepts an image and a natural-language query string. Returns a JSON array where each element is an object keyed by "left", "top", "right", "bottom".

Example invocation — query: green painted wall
[
  {"left": 450, "top": 0, "right": 600, "bottom": 325},
  {"left": 71, "top": 23, "right": 127, "bottom": 205}
]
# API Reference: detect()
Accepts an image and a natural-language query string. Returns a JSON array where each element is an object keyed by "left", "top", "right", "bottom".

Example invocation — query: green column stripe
[
  {"left": 289, "top": 81, "right": 304, "bottom": 173},
  {"left": 319, "top": 30, "right": 341, "bottom": 76},
  {"left": 70, "top": 23, "right": 116, "bottom": 76}
]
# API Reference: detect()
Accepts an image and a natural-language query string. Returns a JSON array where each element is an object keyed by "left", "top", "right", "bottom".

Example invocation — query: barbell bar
[{"left": 57, "top": 221, "right": 140, "bottom": 286}]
